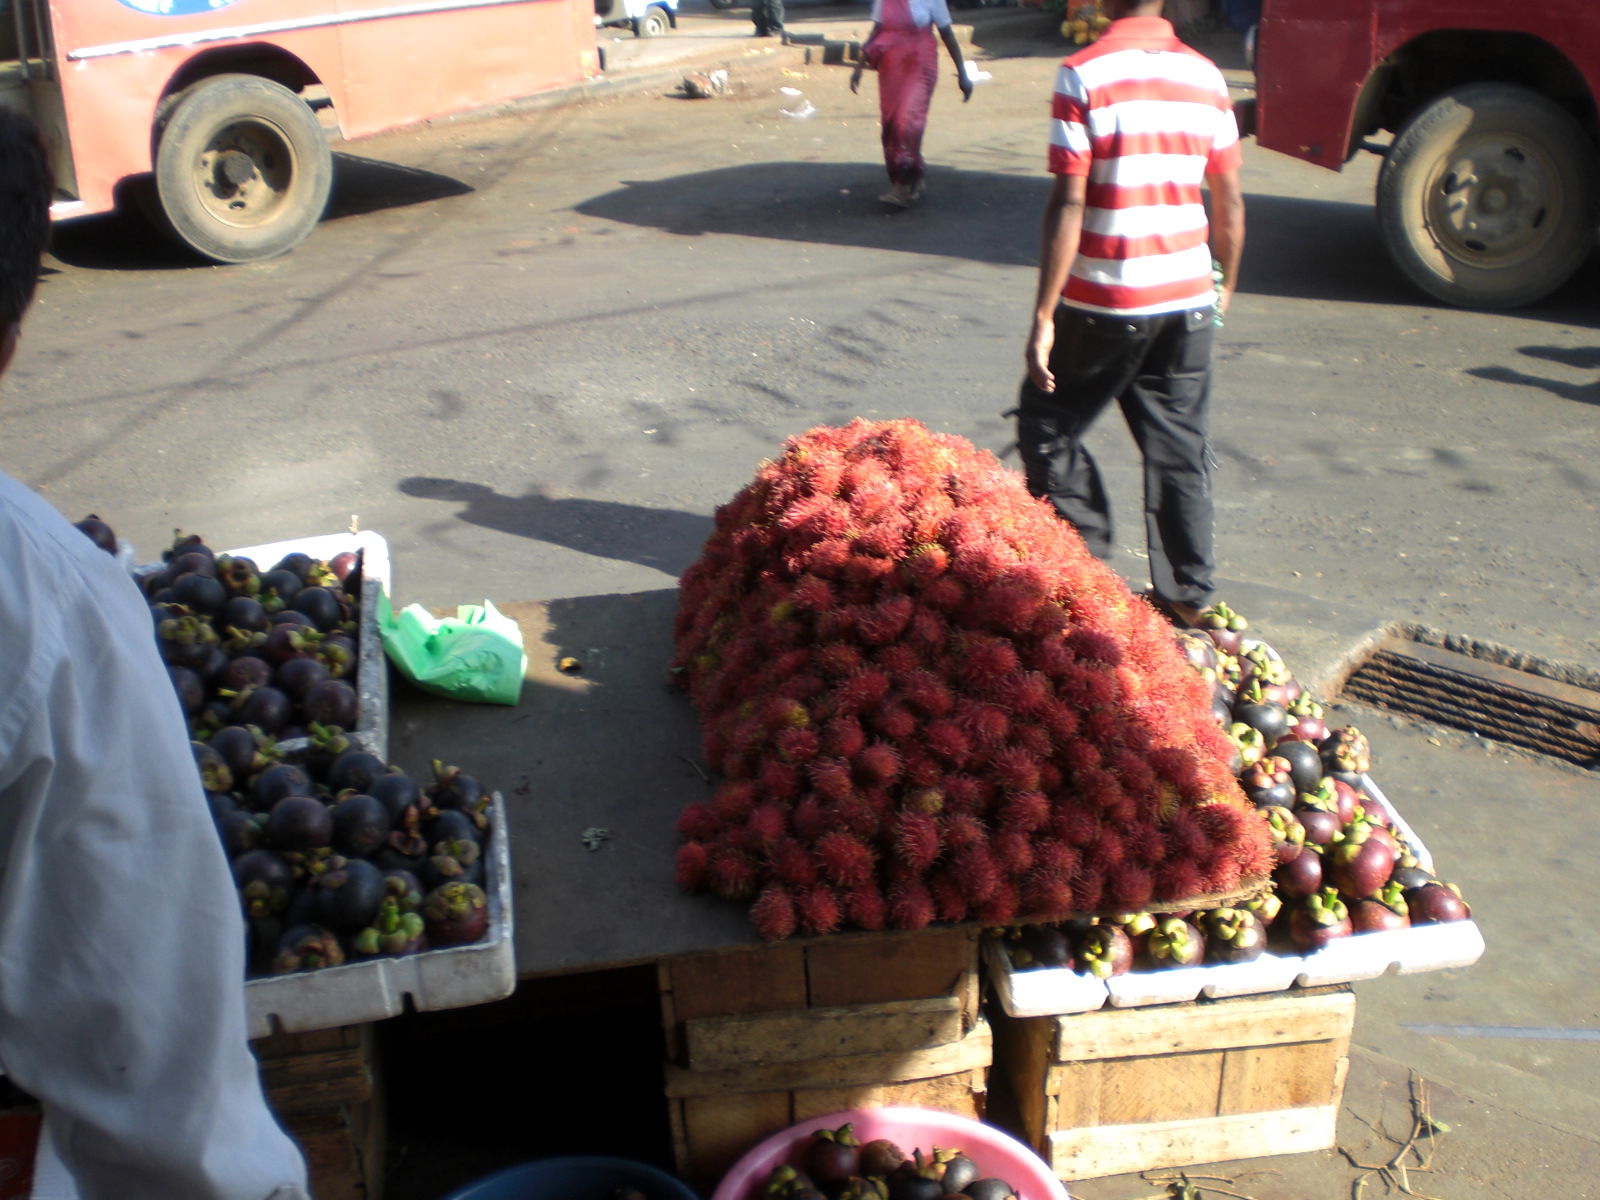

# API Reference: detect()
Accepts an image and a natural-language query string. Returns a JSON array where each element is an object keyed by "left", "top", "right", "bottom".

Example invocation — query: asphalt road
[{"left": 7, "top": 10, "right": 1600, "bottom": 1197}]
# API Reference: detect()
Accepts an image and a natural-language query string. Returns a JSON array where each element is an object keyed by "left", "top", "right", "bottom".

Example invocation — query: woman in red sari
[{"left": 851, "top": 0, "right": 974, "bottom": 207}]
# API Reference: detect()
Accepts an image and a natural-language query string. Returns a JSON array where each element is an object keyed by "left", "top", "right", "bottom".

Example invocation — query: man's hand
[
  {"left": 960, "top": 75, "right": 974, "bottom": 102},
  {"left": 1025, "top": 313, "right": 1056, "bottom": 392},
  {"left": 850, "top": 65, "right": 864, "bottom": 94}
]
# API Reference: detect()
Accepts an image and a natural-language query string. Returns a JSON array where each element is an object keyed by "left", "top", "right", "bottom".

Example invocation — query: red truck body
[{"left": 1247, "top": 0, "right": 1600, "bottom": 306}]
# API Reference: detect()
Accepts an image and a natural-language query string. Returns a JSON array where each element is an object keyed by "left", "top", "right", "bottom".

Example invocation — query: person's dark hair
[{"left": 1, "top": 109, "right": 53, "bottom": 326}]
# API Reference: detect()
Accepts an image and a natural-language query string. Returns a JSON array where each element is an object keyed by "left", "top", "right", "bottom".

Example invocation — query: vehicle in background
[
  {"left": 1241, "top": 0, "right": 1600, "bottom": 308},
  {"left": 595, "top": 0, "right": 679, "bottom": 39},
  {"left": 0, "top": 0, "right": 599, "bottom": 263}
]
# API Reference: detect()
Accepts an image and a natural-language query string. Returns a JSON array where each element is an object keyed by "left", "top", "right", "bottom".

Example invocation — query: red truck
[{"left": 1241, "top": 0, "right": 1599, "bottom": 308}]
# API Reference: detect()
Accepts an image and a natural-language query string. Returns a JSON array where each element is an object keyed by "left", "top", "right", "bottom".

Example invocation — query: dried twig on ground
[{"left": 1340, "top": 1069, "right": 1448, "bottom": 1199}]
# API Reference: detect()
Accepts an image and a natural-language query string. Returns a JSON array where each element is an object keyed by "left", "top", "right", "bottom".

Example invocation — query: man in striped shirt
[{"left": 1018, "top": 0, "right": 1244, "bottom": 628}]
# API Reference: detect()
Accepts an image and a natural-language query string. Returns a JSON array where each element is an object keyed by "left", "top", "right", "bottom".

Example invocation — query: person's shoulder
[{"left": 0, "top": 473, "right": 141, "bottom": 623}]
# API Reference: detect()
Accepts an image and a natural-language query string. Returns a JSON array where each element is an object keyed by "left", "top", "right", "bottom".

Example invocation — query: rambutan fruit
[
  {"left": 788, "top": 573, "right": 836, "bottom": 614},
  {"left": 997, "top": 789, "right": 1051, "bottom": 835},
  {"left": 901, "top": 542, "right": 950, "bottom": 586},
  {"left": 707, "top": 846, "right": 760, "bottom": 901},
  {"left": 990, "top": 828, "right": 1035, "bottom": 876},
  {"left": 1020, "top": 867, "right": 1076, "bottom": 918},
  {"left": 1041, "top": 701, "right": 1081, "bottom": 745},
  {"left": 956, "top": 699, "right": 1010, "bottom": 749},
  {"left": 791, "top": 794, "right": 832, "bottom": 844},
  {"left": 1071, "top": 867, "right": 1106, "bottom": 912},
  {"left": 1061, "top": 739, "right": 1103, "bottom": 775},
  {"left": 887, "top": 880, "right": 936, "bottom": 931},
  {"left": 875, "top": 643, "right": 922, "bottom": 677},
  {"left": 856, "top": 513, "right": 912, "bottom": 559},
  {"left": 869, "top": 701, "right": 918, "bottom": 742},
  {"left": 761, "top": 695, "right": 810, "bottom": 732},
  {"left": 924, "top": 718, "right": 972, "bottom": 767},
  {"left": 835, "top": 793, "right": 888, "bottom": 841},
  {"left": 939, "top": 812, "right": 986, "bottom": 852},
  {"left": 775, "top": 725, "right": 821, "bottom": 763},
  {"left": 1153, "top": 859, "right": 1206, "bottom": 905},
  {"left": 956, "top": 634, "right": 1022, "bottom": 691},
  {"left": 1106, "top": 795, "right": 1141, "bottom": 825},
  {"left": 769, "top": 837, "right": 819, "bottom": 887},
  {"left": 750, "top": 883, "right": 798, "bottom": 941},
  {"left": 842, "top": 555, "right": 898, "bottom": 591},
  {"left": 943, "top": 774, "right": 990, "bottom": 814},
  {"left": 775, "top": 672, "right": 827, "bottom": 705},
  {"left": 1197, "top": 855, "right": 1244, "bottom": 897},
  {"left": 907, "top": 607, "right": 949, "bottom": 650},
  {"left": 675, "top": 842, "right": 711, "bottom": 892},
  {"left": 1038, "top": 762, "right": 1065, "bottom": 795},
  {"left": 675, "top": 801, "right": 721, "bottom": 843},
  {"left": 1010, "top": 671, "right": 1055, "bottom": 717},
  {"left": 843, "top": 884, "right": 888, "bottom": 932},
  {"left": 1110, "top": 749, "right": 1158, "bottom": 798},
  {"left": 951, "top": 842, "right": 1002, "bottom": 905},
  {"left": 1033, "top": 838, "right": 1082, "bottom": 881},
  {"left": 950, "top": 539, "right": 1014, "bottom": 589},
  {"left": 745, "top": 802, "right": 789, "bottom": 849},
  {"left": 815, "top": 830, "right": 877, "bottom": 887},
  {"left": 900, "top": 749, "right": 943, "bottom": 788},
  {"left": 757, "top": 758, "right": 802, "bottom": 802},
  {"left": 1083, "top": 708, "right": 1123, "bottom": 748},
  {"left": 977, "top": 880, "right": 1022, "bottom": 926},
  {"left": 1052, "top": 804, "right": 1099, "bottom": 848},
  {"left": 928, "top": 870, "right": 970, "bottom": 923},
  {"left": 821, "top": 715, "right": 867, "bottom": 760},
  {"left": 710, "top": 780, "right": 760, "bottom": 825},
  {"left": 804, "top": 537, "right": 853, "bottom": 579},
  {"left": 795, "top": 883, "right": 843, "bottom": 936},
  {"left": 891, "top": 809, "right": 942, "bottom": 873},
  {"left": 1010, "top": 722, "right": 1054, "bottom": 762},
  {"left": 1165, "top": 808, "right": 1212, "bottom": 862},
  {"left": 1106, "top": 864, "right": 1155, "bottom": 911},
  {"left": 1067, "top": 626, "right": 1125, "bottom": 667},
  {"left": 854, "top": 741, "right": 903, "bottom": 786},
  {"left": 816, "top": 642, "right": 865, "bottom": 679},
  {"left": 1124, "top": 821, "right": 1168, "bottom": 867},
  {"left": 857, "top": 594, "right": 914, "bottom": 646},
  {"left": 991, "top": 746, "right": 1042, "bottom": 794},
  {"left": 808, "top": 756, "right": 854, "bottom": 801},
  {"left": 1088, "top": 827, "right": 1128, "bottom": 869},
  {"left": 920, "top": 575, "right": 967, "bottom": 613},
  {"left": 833, "top": 668, "right": 892, "bottom": 715},
  {"left": 903, "top": 787, "right": 944, "bottom": 816},
  {"left": 966, "top": 575, "right": 1052, "bottom": 636},
  {"left": 1150, "top": 746, "right": 1202, "bottom": 791}
]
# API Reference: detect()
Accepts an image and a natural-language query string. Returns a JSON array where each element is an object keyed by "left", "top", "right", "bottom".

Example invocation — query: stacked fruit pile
[
  {"left": 670, "top": 419, "right": 1273, "bottom": 941},
  {"left": 757, "top": 1123, "right": 1024, "bottom": 1200},
  {"left": 77, "top": 518, "right": 495, "bottom": 976},
  {"left": 1000, "top": 608, "right": 1471, "bottom": 977}
]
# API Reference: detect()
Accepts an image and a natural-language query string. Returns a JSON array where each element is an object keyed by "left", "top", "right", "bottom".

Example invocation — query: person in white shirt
[{"left": 0, "top": 109, "right": 312, "bottom": 1200}]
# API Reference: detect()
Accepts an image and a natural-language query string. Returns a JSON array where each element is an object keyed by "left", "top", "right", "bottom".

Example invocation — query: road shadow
[
  {"left": 1235, "top": 191, "right": 1600, "bottom": 322},
  {"left": 1464, "top": 346, "right": 1600, "bottom": 407},
  {"left": 576, "top": 161, "right": 1048, "bottom": 266},
  {"left": 44, "top": 153, "right": 471, "bottom": 272},
  {"left": 398, "top": 476, "right": 712, "bottom": 574}
]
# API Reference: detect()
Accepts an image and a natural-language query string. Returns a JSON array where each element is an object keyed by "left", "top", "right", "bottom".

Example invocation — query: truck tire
[
  {"left": 708, "top": 0, "right": 740, "bottom": 10},
  {"left": 154, "top": 74, "right": 332, "bottom": 264},
  {"left": 1377, "top": 84, "right": 1598, "bottom": 309},
  {"left": 635, "top": 4, "right": 670, "bottom": 36}
]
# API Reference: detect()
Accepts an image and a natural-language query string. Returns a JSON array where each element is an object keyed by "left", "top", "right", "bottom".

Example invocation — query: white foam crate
[
  {"left": 989, "top": 775, "right": 1484, "bottom": 1018},
  {"left": 244, "top": 788, "right": 516, "bottom": 1037},
  {"left": 220, "top": 529, "right": 391, "bottom": 763}
]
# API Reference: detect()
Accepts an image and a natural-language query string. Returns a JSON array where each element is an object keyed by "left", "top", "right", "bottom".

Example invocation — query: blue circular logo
[{"left": 117, "top": 0, "right": 243, "bottom": 14}]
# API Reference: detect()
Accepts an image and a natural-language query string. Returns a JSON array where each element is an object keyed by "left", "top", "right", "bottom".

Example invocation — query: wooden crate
[
  {"left": 255, "top": 1024, "right": 385, "bottom": 1200},
  {"left": 659, "top": 927, "right": 989, "bottom": 1187},
  {"left": 991, "top": 985, "right": 1354, "bottom": 1181}
]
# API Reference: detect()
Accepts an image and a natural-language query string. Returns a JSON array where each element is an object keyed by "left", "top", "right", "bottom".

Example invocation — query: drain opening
[{"left": 1336, "top": 634, "right": 1600, "bottom": 769}]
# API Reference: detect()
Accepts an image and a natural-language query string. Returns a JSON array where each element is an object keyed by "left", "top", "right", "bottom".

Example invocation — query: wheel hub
[
  {"left": 1432, "top": 138, "right": 1555, "bottom": 260},
  {"left": 193, "top": 119, "right": 295, "bottom": 227}
]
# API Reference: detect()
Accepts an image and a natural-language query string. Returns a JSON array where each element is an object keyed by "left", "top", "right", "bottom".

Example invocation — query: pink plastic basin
[{"left": 710, "top": 1106, "right": 1072, "bottom": 1200}]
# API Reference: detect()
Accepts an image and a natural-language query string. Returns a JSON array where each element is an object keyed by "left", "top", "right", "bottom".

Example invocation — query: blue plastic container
[{"left": 441, "top": 1156, "right": 701, "bottom": 1200}]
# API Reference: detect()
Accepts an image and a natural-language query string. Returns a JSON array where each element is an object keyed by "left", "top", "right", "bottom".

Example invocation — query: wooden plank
[
  {"left": 666, "top": 1019, "right": 993, "bottom": 1097},
  {"left": 684, "top": 996, "right": 963, "bottom": 1072},
  {"left": 805, "top": 927, "right": 979, "bottom": 1018},
  {"left": 259, "top": 1047, "right": 373, "bottom": 1113},
  {"left": 1048, "top": 1104, "right": 1340, "bottom": 1180},
  {"left": 1046, "top": 1058, "right": 1103, "bottom": 1133},
  {"left": 1219, "top": 1036, "right": 1350, "bottom": 1114},
  {"left": 663, "top": 943, "right": 808, "bottom": 1028},
  {"left": 677, "top": 1091, "right": 792, "bottom": 1183},
  {"left": 1051, "top": 988, "right": 1355, "bottom": 1061},
  {"left": 279, "top": 1109, "right": 370, "bottom": 1200},
  {"left": 1097, "top": 1050, "right": 1223, "bottom": 1126},
  {"left": 253, "top": 1024, "right": 360, "bottom": 1060},
  {"left": 794, "top": 1069, "right": 985, "bottom": 1126},
  {"left": 989, "top": 1011, "right": 1052, "bottom": 1152}
]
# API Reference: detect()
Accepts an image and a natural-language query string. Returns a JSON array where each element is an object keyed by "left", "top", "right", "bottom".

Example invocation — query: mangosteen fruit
[
  {"left": 272, "top": 923, "right": 345, "bottom": 973},
  {"left": 1242, "top": 889, "right": 1283, "bottom": 928},
  {"left": 1197, "top": 600, "right": 1247, "bottom": 655},
  {"left": 1389, "top": 863, "right": 1436, "bottom": 892},
  {"left": 1146, "top": 915, "right": 1205, "bottom": 968},
  {"left": 382, "top": 868, "right": 426, "bottom": 913},
  {"left": 857, "top": 1139, "right": 906, "bottom": 1180},
  {"left": 428, "top": 759, "right": 487, "bottom": 815},
  {"left": 272, "top": 551, "right": 315, "bottom": 581},
  {"left": 1273, "top": 844, "right": 1323, "bottom": 898},
  {"left": 304, "top": 678, "right": 359, "bottom": 729},
  {"left": 1259, "top": 805, "right": 1306, "bottom": 865},
  {"left": 1224, "top": 722, "right": 1267, "bottom": 769},
  {"left": 217, "top": 808, "right": 264, "bottom": 858},
  {"left": 328, "top": 549, "right": 359, "bottom": 586},
  {"left": 1357, "top": 788, "right": 1399, "bottom": 829},
  {"left": 1294, "top": 805, "right": 1342, "bottom": 848},
  {"left": 331, "top": 792, "right": 391, "bottom": 858},
  {"left": 1326, "top": 834, "right": 1396, "bottom": 900},
  {"left": 1021, "top": 923, "right": 1074, "bottom": 969},
  {"left": 1320, "top": 726, "right": 1372, "bottom": 782},
  {"left": 327, "top": 748, "right": 389, "bottom": 795},
  {"left": 292, "top": 585, "right": 344, "bottom": 633},
  {"left": 1240, "top": 755, "right": 1295, "bottom": 808},
  {"left": 318, "top": 633, "right": 357, "bottom": 679},
  {"left": 74, "top": 513, "right": 118, "bottom": 554},
  {"left": 889, "top": 1152, "right": 945, "bottom": 1200},
  {"left": 262, "top": 622, "right": 318, "bottom": 667},
  {"left": 171, "top": 571, "right": 226, "bottom": 616},
  {"left": 209, "top": 724, "right": 272, "bottom": 781},
  {"left": 215, "top": 554, "right": 260, "bottom": 596},
  {"left": 275, "top": 655, "right": 331, "bottom": 703},
  {"left": 1075, "top": 923, "right": 1134, "bottom": 979},
  {"left": 371, "top": 771, "right": 424, "bottom": 824},
  {"left": 1283, "top": 694, "right": 1328, "bottom": 743},
  {"left": 1351, "top": 884, "right": 1411, "bottom": 934},
  {"left": 235, "top": 684, "right": 293, "bottom": 735},
  {"left": 1175, "top": 630, "right": 1218, "bottom": 673},
  {"left": 1407, "top": 881, "right": 1471, "bottom": 924},
  {"left": 221, "top": 655, "right": 274, "bottom": 695},
  {"left": 1233, "top": 690, "right": 1289, "bottom": 744},
  {"left": 961, "top": 1180, "right": 1018, "bottom": 1200},
  {"left": 168, "top": 665, "right": 205, "bottom": 718},
  {"left": 1286, "top": 888, "right": 1353, "bottom": 951},
  {"left": 936, "top": 1150, "right": 980, "bottom": 1195},
  {"left": 1271, "top": 738, "right": 1323, "bottom": 794},
  {"left": 264, "top": 794, "right": 334, "bottom": 853},
  {"left": 421, "top": 882, "right": 489, "bottom": 945},
  {"left": 1200, "top": 907, "right": 1267, "bottom": 963},
  {"left": 259, "top": 568, "right": 304, "bottom": 608},
  {"left": 233, "top": 848, "right": 295, "bottom": 917},
  {"left": 422, "top": 838, "right": 484, "bottom": 890},
  {"left": 252, "top": 761, "right": 314, "bottom": 810},
  {"left": 1329, "top": 778, "right": 1364, "bottom": 824},
  {"left": 191, "top": 740, "right": 234, "bottom": 794},
  {"left": 800, "top": 1123, "right": 860, "bottom": 1190},
  {"left": 309, "top": 856, "right": 387, "bottom": 933}
]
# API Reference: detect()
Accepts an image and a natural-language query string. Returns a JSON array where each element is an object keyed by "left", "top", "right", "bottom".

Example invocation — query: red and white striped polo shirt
[{"left": 1047, "top": 16, "right": 1241, "bottom": 316}]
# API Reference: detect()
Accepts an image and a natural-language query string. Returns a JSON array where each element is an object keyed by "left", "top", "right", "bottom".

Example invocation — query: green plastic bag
[{"left": 379, "top": 594, "right": 527, "bottom": 706}]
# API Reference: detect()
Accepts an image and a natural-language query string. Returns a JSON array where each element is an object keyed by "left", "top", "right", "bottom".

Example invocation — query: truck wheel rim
[
  {"left": 1426, "top": 133, "right": 1562, "bottom": 267},
  {"left": 192, "top": 117, "right": 298, "bottom": 230}
]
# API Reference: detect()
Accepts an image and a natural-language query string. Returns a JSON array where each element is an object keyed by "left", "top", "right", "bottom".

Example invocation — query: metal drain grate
[{"left": 1339, "top": 635, "right": 1600, "bottom": 769}]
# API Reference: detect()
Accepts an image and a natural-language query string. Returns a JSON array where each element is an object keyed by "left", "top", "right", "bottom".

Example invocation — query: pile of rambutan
[{"left": 671, "top": 419, "right": 1272, "bottom": 941}]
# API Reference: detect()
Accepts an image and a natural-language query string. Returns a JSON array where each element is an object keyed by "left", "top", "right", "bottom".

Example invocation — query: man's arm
[
  {"left": 1024, "top": 172, "right": 1087, "bottom": 392},
  {"left": 937, "top": 24, "right": 973, "bottom": 101},
  {"left": 1206, "top": 163, "right": 1245, "bottom": 312}
]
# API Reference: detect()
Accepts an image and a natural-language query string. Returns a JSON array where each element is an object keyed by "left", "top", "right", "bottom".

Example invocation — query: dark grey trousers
[{"left": 1016, "top": 302, "right": 1217, "bottom": 608}]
